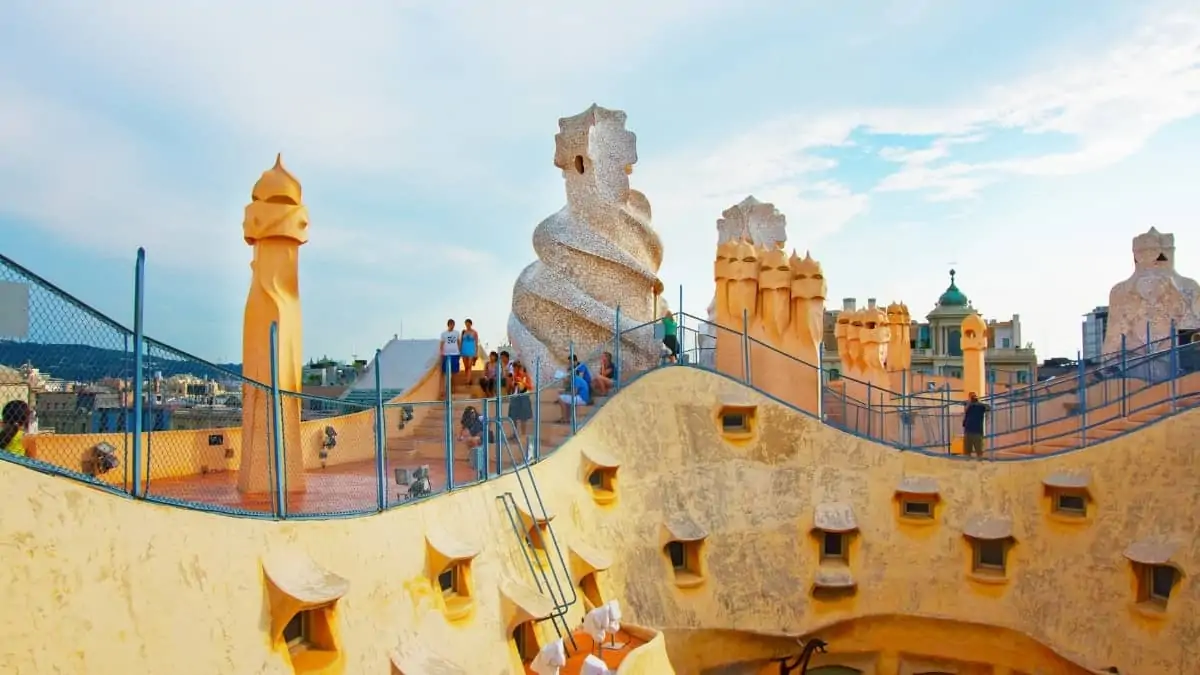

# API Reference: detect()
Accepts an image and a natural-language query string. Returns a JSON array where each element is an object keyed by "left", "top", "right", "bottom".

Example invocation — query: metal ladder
[{"left": 490, "top": 414, "right": 579, "bottom": 650}]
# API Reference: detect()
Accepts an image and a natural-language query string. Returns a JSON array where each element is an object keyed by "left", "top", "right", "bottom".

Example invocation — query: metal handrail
[{"left": 493, "top": 415, "right": 579, "bottom": 649}]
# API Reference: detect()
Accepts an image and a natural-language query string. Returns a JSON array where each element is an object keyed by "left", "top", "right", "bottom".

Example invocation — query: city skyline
[{"left": 2, "top": 0, "right": 1199, "bottom": 363}]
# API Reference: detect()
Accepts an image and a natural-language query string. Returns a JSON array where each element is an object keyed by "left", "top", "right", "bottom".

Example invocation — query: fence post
[
  {"left": 1077, "top": 350, "right": 1087, "bottom": 448},
  {"left": 494, "top": 349, "right": 504, "bottom": 475},
  {"left": 942, "top": 385, "right": 950, "bottom": 453},
  {"left": 816, "top": 343, "right": 824, "bottom": 421},
  {"left": 533, "top": 357, "right": 542, "bottom": 461},
  {"left": 374, "top": 349, "right": 386, "bottom": 512},
  {"left": 613, "top": 305, "right": 622, "bottom": 390},
  {"left": 678, "top": 285, "right": 684, "bottom": 355},
  {"left": 986, "top": 370, "right": 994, "bottom": 454},
  {"left": 569, "top": 341, "right": 578, "bottom": 435},
  {"left": 268, "top": 321, "right": 287, "bottom": 518},
  {"left": 1169, "top": 319, "right": 1178, "bottom": 411},
  {"left": 1029, "top": 378, "right": 1037, "bottom": 449},
  {"left": 1007, "top": 375, "right": 1014, "bottom": 433},
  {"left": 131, "top": 248, "right": 146, "bottom": 498},
  {"left": 444, "top": 360, "right": 454, "bottom": 490},
  {"left": 840, "top": 380, "right": 847, "bottom": 427},
  {"left": 741, "top": 309, "right": 751, "bottom": 385},
  {"left": 868, "top": 381, "right": 878, "bottom": 439},
  {"left": 1120, "top": 333, "right": 1127, "bottom": 417}
]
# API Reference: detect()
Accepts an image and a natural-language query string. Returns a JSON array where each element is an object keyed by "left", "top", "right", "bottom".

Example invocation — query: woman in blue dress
[{"left": 460, "top": 319, "right": 480, "bottom": 383}]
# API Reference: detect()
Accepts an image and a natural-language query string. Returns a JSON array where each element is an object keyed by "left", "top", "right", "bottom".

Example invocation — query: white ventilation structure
[
  {"left": 529, "top": 638, "right": 567, "bottom": 675},
  {"left": 581, "top": 654, "right": 615, "bottom": 675}
]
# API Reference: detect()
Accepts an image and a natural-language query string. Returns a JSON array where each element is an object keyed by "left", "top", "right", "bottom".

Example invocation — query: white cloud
[
  {"left": 641, "top": 4, "right": 1200, "bottom": 246},
  {"left": 0, "top": 79, "right": 226, "bottom": 263},
  {"left": 866, "top": 11, "right": 1200, "bottom": 197},
  {"left": 0, "top": 79, "right": 490, "bottom": 279},
  {"left": 3, "top": 0, "right": 1199, "bottom": 359},
  {"left": 9, "top": 0, "right": 749, "bottom": 176},
  {"left": 631, "top": 4, "right": 1200, "bottom": 350}
]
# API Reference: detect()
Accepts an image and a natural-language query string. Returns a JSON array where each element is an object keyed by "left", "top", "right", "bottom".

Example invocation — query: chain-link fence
[{"left": 0, "top": 254, "right": 135, "bottom": 492}]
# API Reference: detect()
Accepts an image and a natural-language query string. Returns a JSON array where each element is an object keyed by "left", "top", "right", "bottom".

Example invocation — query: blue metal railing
[{"left": 2, "top": 251, "right": 1199, "bottom": 521}]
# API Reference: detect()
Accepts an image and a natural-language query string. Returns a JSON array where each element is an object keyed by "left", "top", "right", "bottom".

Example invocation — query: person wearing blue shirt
[
  {"left": 962, "top": 392, "right": 990, "bottom": 460},
  {"left": 557, "top": 368, "right": 590, "bottom": 422},
  {"left": 572, "top": 355, "right": 592, "bottom": 388}
]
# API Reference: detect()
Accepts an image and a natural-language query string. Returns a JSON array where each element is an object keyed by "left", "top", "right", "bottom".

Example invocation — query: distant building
[
  {"left": 1082, "top": 306, "right": 1109, "bottom": 363},
  {"left": 169, "top": 407, "right": 242, "bottom": 431},
  {"left": 301, "top": 385, "right": 351, "bottom": 419},
  {"left": 1037, "top": 357, "right": 1078, "bottom": 382},
  {"left": 823, "top": 270, "right": 1038, "bottom": 385},
  {"left": 90, "top": 407, "right": 172, "bottom": 433},
  {"left": 34, "top": 391, "right": 93, "bottom": 434},
  {"left": 303, "top": 358, "right": 360, "bottom": 387},
  {"left": 0, "top": 365, "right": 29, "bottom": 412}
]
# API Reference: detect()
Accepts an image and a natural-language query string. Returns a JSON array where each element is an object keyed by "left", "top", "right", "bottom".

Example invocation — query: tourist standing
[
  {"left": 507, "top": 361, "right": 534, "bottom": 442},
  {"left": 439, "top": 319, "right": 461, "bottom": 393},
  {"left": 662, "top": 311, "right": 680, "bottom": 364},
  {"left": 962, "top": 392, "right": 990, "bottom": 460},
  {"left": 460, "top": 319, "right": 480, "bottom": 383}
]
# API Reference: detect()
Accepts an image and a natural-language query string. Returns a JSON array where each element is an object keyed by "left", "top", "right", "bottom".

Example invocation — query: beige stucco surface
[{"left": 0, "top": 366, "right": 1196, "bottom": 674}]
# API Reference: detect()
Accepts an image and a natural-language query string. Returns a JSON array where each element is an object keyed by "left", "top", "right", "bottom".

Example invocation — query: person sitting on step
[
  {"left": 479, "top": 351, "right": 500, "bottom": 397},
  {"left": 557, "top": 366, "right": 591, "bottom": 423},
  {"left": 591, "top": 351, "right": 614, "bottom": 397}
]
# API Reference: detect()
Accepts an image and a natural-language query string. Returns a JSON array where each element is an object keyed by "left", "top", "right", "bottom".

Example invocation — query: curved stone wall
[{"left": 0, "top": 367, "right": 1195, "bottom": 674}]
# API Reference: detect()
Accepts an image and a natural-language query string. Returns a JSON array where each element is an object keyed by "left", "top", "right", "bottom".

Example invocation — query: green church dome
[{"left": 938, "top": 269, "right": 969, "bottom": 307}]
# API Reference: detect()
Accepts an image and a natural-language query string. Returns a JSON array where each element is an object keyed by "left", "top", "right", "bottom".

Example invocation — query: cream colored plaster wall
[
  {"left": 0, "top": 367, "right": 1195, "bottom": 675},
  {"left": 0, "top": 417, "right": 644, "bottom": 674},
  {"left": 573, "top": 369, "right": 1198, "bottom": 674}
]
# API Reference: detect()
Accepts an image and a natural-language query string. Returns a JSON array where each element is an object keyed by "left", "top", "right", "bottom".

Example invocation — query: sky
[{"left": 1, "top": 0, "right": 1199, "bottom": 364}]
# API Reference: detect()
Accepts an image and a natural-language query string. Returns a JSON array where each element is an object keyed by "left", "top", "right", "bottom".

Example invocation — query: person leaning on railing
[{"left": 0, "top": 400, "right": 34, "bottom": 457}]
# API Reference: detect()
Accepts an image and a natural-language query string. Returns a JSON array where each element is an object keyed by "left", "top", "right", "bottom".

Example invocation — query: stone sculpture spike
[
  {"left": 1103, "top": 226, "right": 1200, "bottom": 354},
  {"left": 510, "top": 104, "right": 664, "bottom": 382}
]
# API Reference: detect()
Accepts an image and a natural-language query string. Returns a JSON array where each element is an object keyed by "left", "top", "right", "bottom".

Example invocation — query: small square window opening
[
  {"left": 721, "top": 413, "right": 748, "bottom": 433},
  {"left": 438, "top": 568, "right": 456, "bottom": 595},
  {"left": 667, "top": 541, "right": 686, "bottom": 570},
  {"left": 512, "top": 622, "right": 538, "bottom": 662},
  {"left": 974, "top": 540, "right": 1006, "bottom": 572},
  {"left": 1146, "top": 565, "right": 1176, "bottom": 604},
  {"left": 902, "top": 499, "right": 933, "bottom": 518},
  {"left": 282, "top": 611, "right": 310, "bottom": 652},
  {"left": 1053, "top": 493, "right": 1087, "bottom": 515},
  {"left": 821, "top": 532, "right": 845, "bottom": 560}
]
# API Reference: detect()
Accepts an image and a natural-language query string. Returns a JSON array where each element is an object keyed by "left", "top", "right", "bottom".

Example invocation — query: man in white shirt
[{"left": 439, "top": 319, "right": 461, "bottom": 393}]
